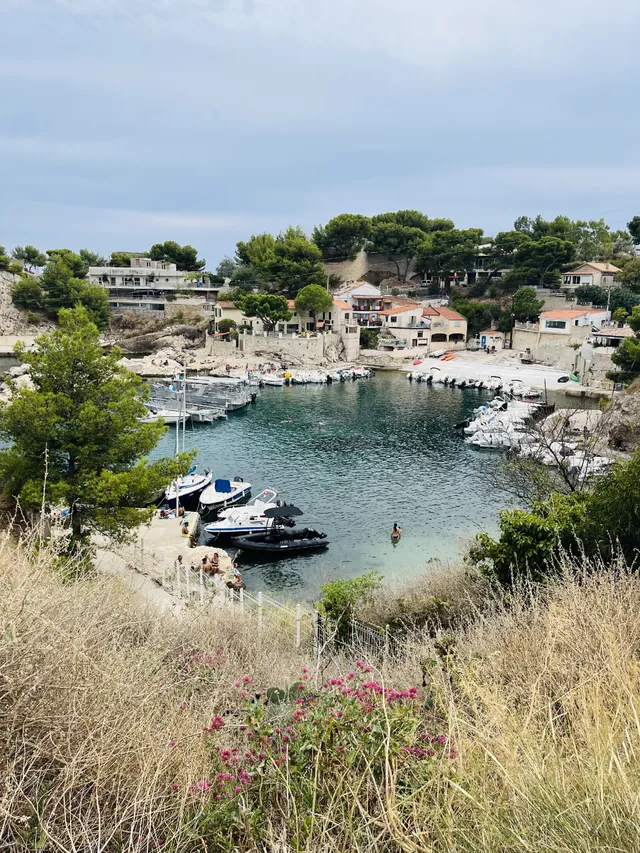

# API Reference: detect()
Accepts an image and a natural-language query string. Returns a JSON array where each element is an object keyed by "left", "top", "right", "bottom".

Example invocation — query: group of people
[{"left": 173, "top": 553, "right": 244, "bottom": 592}]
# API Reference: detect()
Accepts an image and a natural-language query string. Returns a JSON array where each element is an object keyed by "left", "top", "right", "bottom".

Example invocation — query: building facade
[
  {"left": 88, "top": 257, "right": 220, "bottom": 313},
  {"left": 561, "top": 262, "right": 621, "bottom": 293}
]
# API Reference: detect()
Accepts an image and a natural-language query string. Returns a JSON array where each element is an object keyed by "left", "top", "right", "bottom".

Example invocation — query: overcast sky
[{"left": 1, "top": 0, "right": 639, "bottom": 268}]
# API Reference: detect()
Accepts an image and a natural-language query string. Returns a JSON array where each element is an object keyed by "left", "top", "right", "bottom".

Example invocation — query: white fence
[{"left": 122, "top": 542, "right": 394, "bottom": 659}]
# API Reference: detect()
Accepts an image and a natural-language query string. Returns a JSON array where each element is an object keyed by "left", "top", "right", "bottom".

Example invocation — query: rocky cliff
[
  {"left": 604, "top": 379, "right": 640, "bottom": 453},
  {"left": 0, "top": 271, "right": 53, "bottom": 335}
]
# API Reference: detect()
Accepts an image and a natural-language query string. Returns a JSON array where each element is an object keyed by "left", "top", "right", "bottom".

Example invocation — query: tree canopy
[
  {"left": 79, "top": 248, "right": 106, "bottom": 267},
  {"left": 216, "top": 256, "right": 237, "bottom": 280},
  {"left": 0, "top": 307, "right": 189, "bottom": 550},
  {"left": 312, "top": 214, "right": 372, "bottom": 260},
  {"left": 12, "top": 245, "right": 47, "bottom": 272},
  {"left": 39, "top": 257, "right": 110, "bottom": 328},
  {"left": 294, "top": 285, "right": 333, "bottom": 325},
  {"left": 46, "top": 248, "right": 89, "bottom": 279},
  {"left": 616, "top": 258, "right": 640, "bottom": 292},
  {"left": 414, "top": 228, "right": 484, "bottom": 281},
  {"left": 627, "top": 216, "right": 640, "bottom": 246},
  {"left": 149, "top": 241, "right": 205, "bottom": 271},
  {"left": 575, "top": 284, "right": 608, "bottom": 306},
  {"left": 234, "top": 292, "right": 292, "bottom": 331},
  {"left": 511, "top": 287, "right": 545, "bottom": 322},
  {"left": 11, "top": 276, "right": 43, "bottom": 310},
  {"left": 369, "top": 221, "right": 426, "bottom": 282}
]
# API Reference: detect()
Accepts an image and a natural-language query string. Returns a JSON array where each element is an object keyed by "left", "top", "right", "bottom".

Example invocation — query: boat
[
  {"left": 263, "top": 374, "right": 285, "bottom": 386},
  {"left": 140, "top": 408, "right": 183, "bottom": 424},
  {"left": 204, "top": 508, "right": 292, "bottom": 540},
  {"left": 198, "top": 477, "right": 252, "bottom": 517},
  {"left": 232, "top": 527, "right": 329, "bottom": 555},
  {"left": 164, "top": 467, "right": 212, "bottom": 508},
  {"left": 217, "top": 488, "right": 279, "bottom": 520},
  {"left": 232, "top": 504, "right": 329, "bottom": 556}
]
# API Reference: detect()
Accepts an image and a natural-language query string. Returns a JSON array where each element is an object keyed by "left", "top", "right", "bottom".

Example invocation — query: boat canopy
[{"left": 214, "top": 478, "right": 232, "bottom": 492}]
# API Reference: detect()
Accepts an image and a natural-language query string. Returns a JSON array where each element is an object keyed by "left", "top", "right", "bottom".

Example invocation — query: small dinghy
[
  {"left": 204, "top": 488, "right": 283, "bottom": 538},
  {"left": 232, "top": 505, "right": 329, "bottom": 556},
  {"left": 164, "top": 467, "right": 212, "bottom": 509},
  {"left": 198, "top": 477, "right": 251, "bottom": 517}
]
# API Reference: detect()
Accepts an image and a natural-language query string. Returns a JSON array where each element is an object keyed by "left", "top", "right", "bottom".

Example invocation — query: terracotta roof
[
  {"left": 541, "top": 309, "right": 594, "bottom": 319},
  {"left": 333, "top": 299, "right": 352, "bottom": 311},
  {"left": 422, "top": 306, "right": 440, "bottom": 317},
  {"left": 565, "top": 262, "right": 621, "bottom": 274},
  {"left": 434, "top": 306, "right": 466, "bottom": 321},
  {"left": 593, "top": 326, "right": 636, "bottom": 338},
  {"left": 217, "top": 301, "right": 236, "bottom": 309},
  {"left": 378, "top": 305, "right": 418, "bottom": 316},
  {"left": 382, "top": 295, "right": 421, "bottom": 307},
  {"left": 287, "top": 300, "right": 296, "bottom": 310},
  {"left": 479, "top": 329, "right": 503, "bottom": 336}
]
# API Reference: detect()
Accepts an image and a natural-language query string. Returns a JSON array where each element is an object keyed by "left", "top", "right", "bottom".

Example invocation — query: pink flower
[
  {"left": 243, "top": 675, "right": 252, "bottom": 684},
  {"left": 297, "top": 684, "right": 305, "bottom": 690},
  {"left": 179, "top": 702, "right": 187, "bottom": 710},
  {"left": 168, "top": 740, "right": 177, "bottom": 747},
  {"left": 170, "top": 782, "right": 179, "bottom": 791},
  {"left": 301, "top": 666, "right": 308, "bottom": 673},
  {"left": 234, "top": 681, "right": 241, "bottom": 688},
  {"left": 347, "top": 672, "right": 355, "bottom": 680},
  {"left": 196, "top": 780, "right": 212, "bottom": 792}
]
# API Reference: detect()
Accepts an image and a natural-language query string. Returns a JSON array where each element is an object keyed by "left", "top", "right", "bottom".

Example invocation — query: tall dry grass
[{"left": 2, "top": 530, "right": 640, "bottom": 852}]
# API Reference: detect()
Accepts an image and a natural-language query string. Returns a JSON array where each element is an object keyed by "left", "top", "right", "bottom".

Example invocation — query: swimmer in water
[{"left": 391, "top": 522, "right": 402, "bottom": 540}]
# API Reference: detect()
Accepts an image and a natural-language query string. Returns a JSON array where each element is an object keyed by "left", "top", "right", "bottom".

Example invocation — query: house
[
  {"left": 422, "top": 306, "right": 468, "bottom": 346},
  {"left": 539, "top": 308, "right": 609, "bottom": 334},
  {"left": 334, "top": 282, "right": 383, "bottom": 326},
  {"left": 591, "top": 325, "right": 636, "bottom": 348},
  {"left": 88, "top": 256, "right": 220, "bottom": 314},
  {"left": 561, "top": 262, "right": 621, "bottom": 294},
  {"left": 478, "top": 329, "right": 505, "bottom": 351}
]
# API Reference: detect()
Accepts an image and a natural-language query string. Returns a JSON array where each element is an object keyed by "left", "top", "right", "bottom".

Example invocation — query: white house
[
  {"left": 88, "top": 256, "right": 219, "bottom": 313},
  {"left": 561, "top": 262, "right": 621, "bottom": 294},
  {"left": 334, "top": 282, "right": 383, "bottom": 326},
  {"left": 539, "top": 308, "right": 610, "bottom": 334}
]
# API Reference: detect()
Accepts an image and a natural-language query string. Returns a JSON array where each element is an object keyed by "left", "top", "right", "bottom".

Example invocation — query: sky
[{"left": 1, "top": 0, "right": 639, "bottom": 270}]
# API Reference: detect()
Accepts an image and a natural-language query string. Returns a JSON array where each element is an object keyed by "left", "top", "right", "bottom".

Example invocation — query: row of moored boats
[
  {"left": 164, "top": 472, "right": 329, "bottom": 557},
  {"left": 408, "top": 371, "right": 543, "bottom": 399}
]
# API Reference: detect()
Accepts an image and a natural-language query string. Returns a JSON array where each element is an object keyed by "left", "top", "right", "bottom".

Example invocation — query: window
[
  {"left": 134, "top": 277, "right": 141, "bottom": 285},
  {"left": 390, "top": 316, "right": 397, "bottom": 323},
  {"left": 344, "top": 312, "right": 350, "bottom": 320},
  {"left": 454, "top": 321, "right": 461, "bottom": 327},
  {"left": 417, "top": 331, "right": 423, "bottom": 338},
  {"left": 572, "top": 276, "right": 581, "bottom": 285},
  {"left": 545, "top": 320, "right": 567, "bottom": 329},
  {"left": 110, "top": 277, "right": 116, "bottom": 285}
]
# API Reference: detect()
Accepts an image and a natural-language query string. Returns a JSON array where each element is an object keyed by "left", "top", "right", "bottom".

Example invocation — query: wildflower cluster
[{"left": 189, "top": 662, "right": 454, "bottom": 813}]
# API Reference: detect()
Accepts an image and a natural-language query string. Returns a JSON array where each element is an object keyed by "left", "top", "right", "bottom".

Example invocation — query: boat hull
[{"left": 231, "top": 530, "right": 329, "bottom": 556}]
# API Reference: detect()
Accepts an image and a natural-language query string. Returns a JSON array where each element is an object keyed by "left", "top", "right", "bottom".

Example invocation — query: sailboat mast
[{"left": 182, "top": 363, "right": 187, "bottom": 453}]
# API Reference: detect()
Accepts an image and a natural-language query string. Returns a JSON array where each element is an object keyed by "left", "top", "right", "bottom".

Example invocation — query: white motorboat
[
  {"left": 165, "top": 467, "right": 212, "bottom": 508},
  {"left": 204, "top": 511, "right": 280, "bottom": 539},
  {"left": 198, "top": 477, "right": 252, "bottom": 516},
  {"left": 263, "top": 374, "right": 286, "bottom": 386},
  {"left": 217, "top": 488, "right": 279, "bottom": 519},
  {"left": 140, "top": 408, "right": 183, "bottom": 424}
]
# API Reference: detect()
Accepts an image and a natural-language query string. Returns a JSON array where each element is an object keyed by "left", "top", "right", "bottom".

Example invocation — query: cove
[{"left": 151, "top": 371, "right": 517, "bottom": 600}]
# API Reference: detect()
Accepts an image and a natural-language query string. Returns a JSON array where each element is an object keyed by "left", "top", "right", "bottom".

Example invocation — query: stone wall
[
  {"left": 323, "top": 250, "right": 368, "bottom": 284},
  {"left": 0, "top": 271, "right": 54, "bottom": 335},
  {"left": 205, "top": 331, "right": 358, "bottom": 364}
]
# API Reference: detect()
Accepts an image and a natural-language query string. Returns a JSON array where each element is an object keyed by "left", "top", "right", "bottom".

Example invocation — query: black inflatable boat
[{"left": 232, "top": 527, "right": 329, "bottom": 554}]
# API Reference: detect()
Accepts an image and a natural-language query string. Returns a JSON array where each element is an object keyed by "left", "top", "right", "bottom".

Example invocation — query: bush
[
  {"left": 26, "top": 311, "right": 41, "bottom": 325},
  {"left": 11, "top": 276, "right": 43, "bottom": 310},
  {"left": 359, "top": 327, "right": 379, "bottom": 349},
  {"left": 217, "top": 318, "right": 237, "bottom": 334},
  {"left": 318, "top": 572, "right": 382, "bottom": 640}
]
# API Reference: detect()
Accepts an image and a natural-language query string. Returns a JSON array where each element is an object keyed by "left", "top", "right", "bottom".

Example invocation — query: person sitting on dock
[
  {"left": 210, "top": 552, "right": 220, "bottom": 573},
  {"left": 181, "top": 520, "right": 190, "bottom": 537},
  {"left": 201, "top": 555, "right": 212, "bottom": 574}
]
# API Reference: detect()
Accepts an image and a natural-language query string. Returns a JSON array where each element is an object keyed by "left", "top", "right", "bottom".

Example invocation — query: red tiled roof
[
  {"left": 479, "top": 329, "right": 503, "bottom": 335},
  {"left": 333, "top": 300, "right": 352, "bottom": 311},
  {"left": 287, "top": 300, "right": 296, "bottom": 310},
  {"left": 422, "top": 306, "right": 439, "bottom": 317},
  {"left": 217, "top": 301, "right": 236, "bottom": 309},
  {"left": 541, "top": 309, "right": 591, "bottom": 319},
  {"left": 378, "top": 306, "right": 417, "bottom": 316},
  {"left": 435, "top": 306, "right": 466, "bottom": 321}
]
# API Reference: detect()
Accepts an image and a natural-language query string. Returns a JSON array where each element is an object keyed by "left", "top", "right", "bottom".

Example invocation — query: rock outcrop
[
  {"left": 0, "top": 271, "right": 52, "bottom": 335},
  {"left": 604, "top": 379, "right": 640, "bottom": 452}
]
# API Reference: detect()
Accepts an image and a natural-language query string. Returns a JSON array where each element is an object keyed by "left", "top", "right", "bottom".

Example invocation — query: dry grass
[{"left": 2, "top": 531, "right": 640, "bottom": 852}]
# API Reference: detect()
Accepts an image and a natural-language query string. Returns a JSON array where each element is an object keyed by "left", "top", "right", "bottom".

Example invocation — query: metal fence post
[
  {"left": 296, "top": 603, "right": 301, "bottom": 648},
  {"left": 313, "top": 610, "right": 321, "bottom": 686},
  {"left": 199, "top": 568, "right": 204, "bottom": 605},
  {"left": 176, "top": 561, "right": 181, "bottom": 599},
  {"left": 186, "top": 564, "right": 191, "bottom": 600},
  {"left": 384, "top": 628, "right": 389, "bottom": 659},
  {"left": 257, "top": 591, "right": 263, "bottom": 638},
  {"left": 239, "top": 586, "right": 244, "bottom": 611},
  {"left": 162, "top": 563, "right": 166, "bottom": 590}
]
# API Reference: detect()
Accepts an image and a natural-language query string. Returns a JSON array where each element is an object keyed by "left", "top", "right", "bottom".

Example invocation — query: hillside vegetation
[{"left": 2, "top": 531, "right": 640, "bottom": 852}]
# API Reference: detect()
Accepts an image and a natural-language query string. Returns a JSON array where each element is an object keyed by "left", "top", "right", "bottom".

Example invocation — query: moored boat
[
  {"left": 232, "top": 527, "right": 329, "bottom": 555},
  {"left": 164, "top": 467, "right": 212, "bottom": 508},
  {"left": 198, "top": 477, "right": 251, "bottom": 517}
]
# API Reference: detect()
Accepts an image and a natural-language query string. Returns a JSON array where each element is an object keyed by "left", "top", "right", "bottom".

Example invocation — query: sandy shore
[{"left": 403, "top": 350, "right": 600, "bottom": 394}]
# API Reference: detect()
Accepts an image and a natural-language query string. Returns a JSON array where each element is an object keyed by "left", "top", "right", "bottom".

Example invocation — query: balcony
[{"left": 353, "top": 303, "right": 383, "bottom": 312}]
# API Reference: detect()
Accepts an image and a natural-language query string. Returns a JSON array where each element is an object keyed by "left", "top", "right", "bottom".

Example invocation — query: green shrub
[
  {"left": 359, "top": 327, "right": 379, "bottom": 349},
  {"left": 217, "top": 318, "right": 237, "bottom": 334},
  {"left": 11, "top": 276, "right": 43, "bottom": 310},
  {"left": 318, "top": 572, "right": 382, "bottom": 639}
]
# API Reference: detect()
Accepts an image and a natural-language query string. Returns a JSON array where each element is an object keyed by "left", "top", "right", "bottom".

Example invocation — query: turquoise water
[{"left": 152, "top": 371, "right": 518, "bottom": 601}]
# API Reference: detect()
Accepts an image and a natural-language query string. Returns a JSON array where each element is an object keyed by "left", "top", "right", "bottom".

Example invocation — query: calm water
[{"left": 152, "top": 372, "right": 518, "bottom": 600}]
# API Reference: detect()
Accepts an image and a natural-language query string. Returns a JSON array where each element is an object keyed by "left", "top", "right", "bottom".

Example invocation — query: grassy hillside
[{"left": 2, "top": 535, "right": 640, "bottom": 852}]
